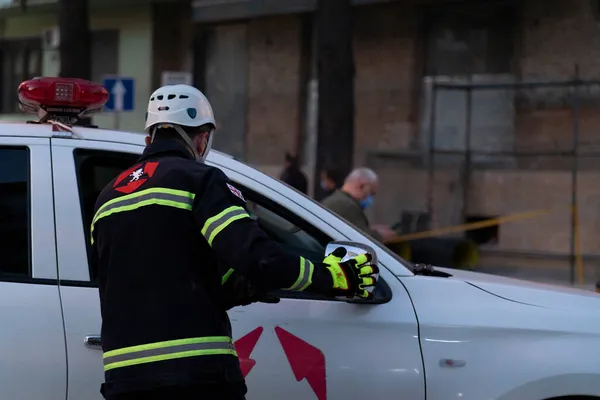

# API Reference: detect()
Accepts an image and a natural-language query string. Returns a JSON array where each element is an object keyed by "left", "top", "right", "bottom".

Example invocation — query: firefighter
[{"left": 91, "top": 84, "right": 379, "bottom": 400}]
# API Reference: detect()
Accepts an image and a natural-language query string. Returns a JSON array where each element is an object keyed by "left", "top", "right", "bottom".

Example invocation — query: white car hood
[{"left": 434, "top": 266, "right": 600, "bottom": 311}]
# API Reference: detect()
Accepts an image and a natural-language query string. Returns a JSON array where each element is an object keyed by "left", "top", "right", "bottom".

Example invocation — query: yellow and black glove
[{"left": 322, "top": 247, "right": 379, "bottom": 299}]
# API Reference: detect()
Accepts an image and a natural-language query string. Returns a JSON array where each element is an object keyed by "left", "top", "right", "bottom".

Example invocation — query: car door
[
  {"left": 49, "top": 137, "right": 423, "bottom": 399},
  {"left": 0, "top": 137, "right": 66, "bottom": 400},
  {"left": 50, "top": 138, "right": 141, "bottom": 400},
  {"left": 214, "top": 170, "right": 425, "bottom": 399}
]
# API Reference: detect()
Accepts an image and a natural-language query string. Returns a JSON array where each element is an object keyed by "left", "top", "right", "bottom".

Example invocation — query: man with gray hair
[{"left": 321, "top": 167, "right": 396, "bottom": 242}]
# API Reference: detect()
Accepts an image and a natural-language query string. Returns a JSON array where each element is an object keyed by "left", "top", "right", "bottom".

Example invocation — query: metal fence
[{"left": 368, "top": 74, "right": 600, "bottom": 287}]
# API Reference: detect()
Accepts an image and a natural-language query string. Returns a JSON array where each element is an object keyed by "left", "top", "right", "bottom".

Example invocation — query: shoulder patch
[
  {"left": 113, "top": 161, "right": 159, "bottom": 194},
  {"left": 226, "top": 183, "right": 245, "bottom": 202}
]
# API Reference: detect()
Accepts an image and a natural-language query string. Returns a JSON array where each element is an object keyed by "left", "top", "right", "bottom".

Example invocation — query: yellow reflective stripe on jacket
[
  {"left": 221, "top": 268, "right": 235, "bottom": 285},
  {"left": 103, "top": 336, "right": 237, "bottom": 371},
  {"left": 201, "top": 206, "right": 250, "bottom": 246},
  {"left": 286, "top": 257, "right": 314, "bottom": 291},
  {"left": 90, "top": 187, "right": 195, "bottom": 245}
]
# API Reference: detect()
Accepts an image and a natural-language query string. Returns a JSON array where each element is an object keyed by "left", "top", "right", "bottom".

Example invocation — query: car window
[
  {"left": 0, "top": 147, "right": 30, "bottom": 277},
  {"left": 229, "top": 154, "right": 413, "bottom": 273},
  {"left": 231, "top": 181, "right": 392, "bottom": 303},
  {"left": 245, "top": 199, "right": 329, "bottom": 263},
  {"left": 73, "top": 149, "right": 140, "bottom": 281}
]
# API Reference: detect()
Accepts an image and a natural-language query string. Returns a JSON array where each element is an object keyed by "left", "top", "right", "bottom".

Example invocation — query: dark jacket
[
  {"left": 316, "top": 188, "right": 336, "bottom": 202},
  {"left": 92, "top": 141, "right": 333, "bottom": 397},
  {"left": 279, "top": 166, "right": 308, "bottom": 194},
  {"left": 321, "top": 189, "right": 382, "bottom": 241}
]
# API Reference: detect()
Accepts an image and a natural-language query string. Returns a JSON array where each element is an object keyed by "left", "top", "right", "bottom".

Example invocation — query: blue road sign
[{"left": 103, "top": 77, "right": 135, "bottom": 112}]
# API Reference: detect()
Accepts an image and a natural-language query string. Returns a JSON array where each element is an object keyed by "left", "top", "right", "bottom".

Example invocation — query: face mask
[
  {"left": 320, "top": 180, "right": 329, "bottom": 190},
  {"left": 360, "top": 194, "right": 374, "bottom": 210}
]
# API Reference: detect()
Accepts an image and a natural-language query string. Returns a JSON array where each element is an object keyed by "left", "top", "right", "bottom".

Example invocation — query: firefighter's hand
[
  {"left": 322, "top": 247, "right": 379, "bottom": 299},
  {"left": 221, "top": 270, "right": 280, "bottom": 310}
]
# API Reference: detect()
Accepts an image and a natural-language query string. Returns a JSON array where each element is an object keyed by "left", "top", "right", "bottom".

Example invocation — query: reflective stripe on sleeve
[
  {"left": 201, "top": 206, "right": 250, "bottom": 246},
  {"left": 90, "top": 187, "right": 195, "bottom": 244},
  {"left": 103, "top": 336, "right": 237, "bottom": 371},
  {"left": 221, "top": 268, "right": 235, "bottom": 285},
  {"left": 286, "top": 257, "right": 314, "bottom": 291}
]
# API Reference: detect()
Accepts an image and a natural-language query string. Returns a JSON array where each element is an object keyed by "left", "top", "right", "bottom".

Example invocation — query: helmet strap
[
  {"left": 172, "top": 125, "right": 202, "bottom": 161},
  {"left": 149, "top": 124, "right": 210, "bottom": 163}
]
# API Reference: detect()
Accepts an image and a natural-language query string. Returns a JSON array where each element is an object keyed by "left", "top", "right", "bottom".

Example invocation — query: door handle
[{"left": 84, "top": 335, "right": 102, "bottom": 349}]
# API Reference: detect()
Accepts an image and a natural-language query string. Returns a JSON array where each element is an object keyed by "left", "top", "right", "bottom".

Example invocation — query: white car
[{"left": 2, "top": 77, "right": 600, "bottom": 400}]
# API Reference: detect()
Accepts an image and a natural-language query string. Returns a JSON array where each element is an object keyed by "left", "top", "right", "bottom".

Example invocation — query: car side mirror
[
  {"left": 324, "top": 241, "right": 380, "bottom": 304},
  {"left": 324, "top": 241, "right": 378, "bottom": 266}
]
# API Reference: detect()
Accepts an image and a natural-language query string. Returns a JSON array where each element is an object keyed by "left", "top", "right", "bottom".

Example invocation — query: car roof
[
  {"left": 0, "top": 120, "right": 146, "bottom": 144},
  {"left": 0, "top": 120, "right": 236, "bottom": 164}
]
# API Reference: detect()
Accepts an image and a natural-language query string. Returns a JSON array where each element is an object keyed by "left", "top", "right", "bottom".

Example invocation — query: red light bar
[{"left": 18, "top": 77, "right": 109, "bottom": 118}]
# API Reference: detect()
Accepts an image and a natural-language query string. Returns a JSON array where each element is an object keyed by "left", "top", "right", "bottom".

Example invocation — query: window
[
  {"left": 74, "top": 149, "right": 140, "bottom": 281},
  {"left": 0, "top": 38, "right": 42, "bottom": 113},
  {"left": 0, "top": 147, "right": 30, "bottom": 276},
  {"left": 233, "top": 182, "right": 392, "bottom": 303}
]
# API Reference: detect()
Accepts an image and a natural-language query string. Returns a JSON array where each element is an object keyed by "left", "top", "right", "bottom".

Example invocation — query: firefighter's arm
[{"left": 192, "top": 167, "right": 335, "bottom": 294}]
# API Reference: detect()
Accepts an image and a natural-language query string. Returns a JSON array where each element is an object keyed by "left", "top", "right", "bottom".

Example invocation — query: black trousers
[{"left": 105, "top": 383, "right": 247, "bottom": 400}]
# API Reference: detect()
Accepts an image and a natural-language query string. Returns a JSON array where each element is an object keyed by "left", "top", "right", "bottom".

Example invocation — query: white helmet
[{"left": 145, "top": 84, "right": 216, "bottom": 162}]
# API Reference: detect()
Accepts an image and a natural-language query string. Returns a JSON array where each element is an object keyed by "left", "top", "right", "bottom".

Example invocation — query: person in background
[
  {"left": 317, "top": 168, "right": 342, "bottom": 201},
  {"left": 321, "top": 167, "right": 396, "bottom": 242},
  {"left": 279, "top": 152, "right": 308, "bottom": 195}
]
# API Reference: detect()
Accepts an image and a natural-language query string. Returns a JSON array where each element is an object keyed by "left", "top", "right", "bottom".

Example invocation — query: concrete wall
[
  {"left": 492, "top": 0, "right": 600, "bottom": 255},
  {"left": 519, "top": 0, "right": 600, "bottom": 81},
  {"left": 0, "top": 6, "right": 152, "bottom": 133},
  {"left": 353, "top": 2, "right": 418, "bottom": 165},
  {"left": 246, "top": 14, "right": 304, "bottom": 165},
  {"left": 244, "top": 2, "right": 419, "bottom": 195},
  {"left": 368, "top": 0, "right": 600, "bottom": 257},
  {"left": 516, "top": 0, "right": 600, "bottom": 151}
]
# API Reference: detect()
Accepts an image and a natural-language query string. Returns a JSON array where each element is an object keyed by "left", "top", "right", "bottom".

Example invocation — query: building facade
[
  {"left": 0, "top": 0, "right": 177, "bottom": 132},
  {"left": 190, "top": 0, "right": 600, "bottom": 258},
  {"left": 3, "top": 0, "right": 600, "bottom": 259}
]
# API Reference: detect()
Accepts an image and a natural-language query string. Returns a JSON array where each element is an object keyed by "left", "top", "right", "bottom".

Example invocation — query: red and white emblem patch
[{"left": 227, "top": 183, "right": 245, "bottom": 202}]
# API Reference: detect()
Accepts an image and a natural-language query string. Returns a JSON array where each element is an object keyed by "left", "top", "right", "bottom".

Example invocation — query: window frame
[
  {"left": 0, "top": 138, "right": 57, "bottom": 284},
  {"left": 0, "top": 145, "right": 32, "bottom": 279}
]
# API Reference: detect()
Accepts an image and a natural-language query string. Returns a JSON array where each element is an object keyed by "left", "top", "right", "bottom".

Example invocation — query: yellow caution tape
[{"left": 384, "top": 208, "right": 553, "bottom": 245}]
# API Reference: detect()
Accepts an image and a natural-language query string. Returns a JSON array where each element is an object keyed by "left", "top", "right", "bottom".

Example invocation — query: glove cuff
[{"left": 304, "top": 263, "right": 336, "bottom": 295}]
